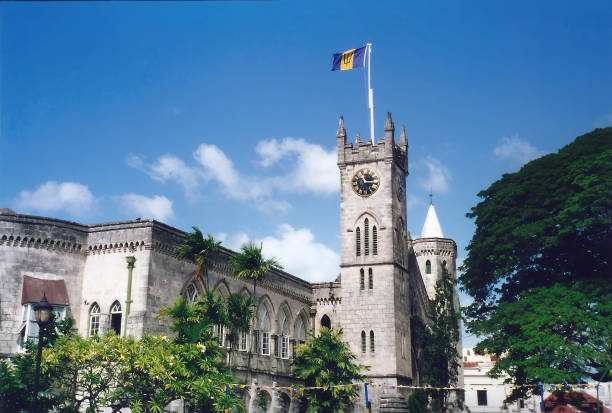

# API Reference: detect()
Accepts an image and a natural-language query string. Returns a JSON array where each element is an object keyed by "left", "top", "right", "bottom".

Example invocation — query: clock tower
[{"left": 336, "top": 112, "right": 414, "bottom": 386}]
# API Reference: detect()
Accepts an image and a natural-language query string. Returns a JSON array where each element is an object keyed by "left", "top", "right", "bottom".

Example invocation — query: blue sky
[{"left": 2, "top": 1, "right": 611, "bottom": 347}]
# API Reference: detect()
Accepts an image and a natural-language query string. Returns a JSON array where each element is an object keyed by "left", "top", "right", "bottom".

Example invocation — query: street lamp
[{"left": 30, "top": 293, "right": 52, "bottom": 413}]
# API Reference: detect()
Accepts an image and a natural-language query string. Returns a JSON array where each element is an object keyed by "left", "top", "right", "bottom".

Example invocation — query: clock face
[{"left": 351, "top": 168, "right": 380, "bottom": 197}]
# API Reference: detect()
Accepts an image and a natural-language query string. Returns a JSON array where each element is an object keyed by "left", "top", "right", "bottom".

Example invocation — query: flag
[{"left": 332, "top": 46, "right": 367, "bottom": 71}]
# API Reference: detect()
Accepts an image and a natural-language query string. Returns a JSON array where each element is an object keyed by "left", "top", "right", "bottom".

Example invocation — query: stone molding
[{"left": 0, "top": 234, "right": 84, "bottom": 254}]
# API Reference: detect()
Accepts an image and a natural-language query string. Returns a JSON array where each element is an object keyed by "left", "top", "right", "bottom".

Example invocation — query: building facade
[{"left": 0, "top": 114, "right": 459, "bottom": 412}]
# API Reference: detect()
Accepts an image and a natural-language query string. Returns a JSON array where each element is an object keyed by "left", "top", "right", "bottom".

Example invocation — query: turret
[
  {"left": 413, "top": 202, "right": 457, "bottom": 300},
  {"left": 384, "top": 112, "right": 395, "bottom": 155}
]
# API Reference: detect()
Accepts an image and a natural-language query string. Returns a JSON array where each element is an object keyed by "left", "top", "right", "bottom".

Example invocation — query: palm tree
[
  {"left": 225, "top": 293, "right": 254, "bottom": 375},
  {"left": 177, "top": 226, "right": 221, "bottom": 291},
  {"left": 230, "top": 242, "right": 282, "bottom": 382}
]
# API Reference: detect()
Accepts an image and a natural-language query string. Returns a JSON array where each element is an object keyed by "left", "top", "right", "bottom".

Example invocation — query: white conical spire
[{"left": 421, "top": 203, "right": 444, "bottom": 238}]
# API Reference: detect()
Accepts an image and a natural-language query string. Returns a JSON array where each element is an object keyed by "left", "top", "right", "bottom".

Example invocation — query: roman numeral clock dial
[{"left": 351, "top": 168, "right": 380, "bottom": 197}]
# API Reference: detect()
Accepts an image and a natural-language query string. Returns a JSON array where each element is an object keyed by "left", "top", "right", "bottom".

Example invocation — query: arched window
[
  {"left": 370, "top": 330, "right": 375, "bottom": 353},
  {"left": 185, "top": 283, "right": 199, "bottom": 304},
  {"left": 89, "top": 303, "right": 100, "bottom": 337},
  {"left": 442, "top": 260, "right": 447, "bottom": 273},
  {"left": 257, "top": 304, "right": 271, "bottom": 356},
  {"left": 372, "top": 226, "right": 378, "bottom": 255},
  {"left": 110, "top": 301, "right": 122, "bottom": 335},
  {"left": 356, "top": 227, "right": 361, "bottom": 256},
  {"left": 364, "top": 218, "right": 370, "bottom": 255},
  {"left": 295, "top": 316, "right": 306, "bottom": 345},
  {"left": 278, "top": 309, "right": 290, "bottom": 359},
  {"left": 361, "top": 331, "right": 366, "bottom": 353},
  {"left": 321, "top": 314, "right": 331, "bottom": 329},
  {"left": 426, "top": 260, "right": 432, "bottom": 274},
  {"left": 368, "top": 268, "right": 373, "bottom": 290},
  {"left": 360, "top": 268, "right": 365, "bottom": 291}
]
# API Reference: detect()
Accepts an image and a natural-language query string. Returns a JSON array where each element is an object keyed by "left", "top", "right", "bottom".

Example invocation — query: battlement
[
  {"left": 336, "top": 112, "right": 408, "bottom": 173},
  {"left": 412, "top": 237, "right": 457, "bottom": 258}
]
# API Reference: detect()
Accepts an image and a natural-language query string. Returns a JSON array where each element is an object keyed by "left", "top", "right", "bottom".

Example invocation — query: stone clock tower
[{"left": 336, "top": 112, "right": 414, "bottom": 386}]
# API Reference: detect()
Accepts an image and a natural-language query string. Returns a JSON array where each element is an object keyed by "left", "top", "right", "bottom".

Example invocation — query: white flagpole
[{"left": 367, "top": 43, "right": 374, "bottom": 144}]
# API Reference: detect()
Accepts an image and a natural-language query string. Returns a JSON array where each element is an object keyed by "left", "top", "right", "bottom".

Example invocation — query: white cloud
[
  {"left": 127, "top": 154, "right": 201, "bottom": 199},
  {"left": 118, "top": 194, "right": 174, "bottom": 222},
  {"left": 220, "top": 224, "right": 340, "bottom": 283},
  {"left": 260, "top": 224, "right": 340, "bottom": 283},
  {"left": 216, "top": 232, "right": 249, "bottom": 251},
  {"left": 421, "top": 156, "right": 452, "bottom": 193},
  {"left": 129, "top": 138, "right": 336, "bottom": 213},
  {"left": 256, "top": 199, "right": 292, "bottom": 215},
  {"left": 15, "top": 181, "right": 94, "bottom": 215},
  {"left": 256, "top": 138, "right": 338, "bottom": 194},
  {"left": 493, "top": 135, "right": 543, "bottom": 164}
]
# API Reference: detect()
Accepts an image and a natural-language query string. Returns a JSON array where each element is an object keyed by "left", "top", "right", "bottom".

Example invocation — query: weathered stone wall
[{"left": 0, "top": 213, "right": 87, "bottom": 356}]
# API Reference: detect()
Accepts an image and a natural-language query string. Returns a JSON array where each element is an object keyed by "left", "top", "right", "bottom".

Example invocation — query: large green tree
[
  {"left": 292, "top": 327, "right": 365, "bottom": 413},
  {"left": 177, "top": 226, "right": 221, "bottom": 291},
  {"left": 460, "top": 128, "right": 612, "bottom": 395}
]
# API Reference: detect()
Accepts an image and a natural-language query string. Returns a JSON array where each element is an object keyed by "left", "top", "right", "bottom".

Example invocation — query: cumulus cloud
[
  {"left": 129, "top": 138, "right": 336, "bottom": 214},
  {"left": 256, "top": 138, "right": 338, "bottom": 194},
  {"left": 216, "top": 232, "right": 250, "bottom": 251},
  {"left": 420, "top": 156, "right": 452, "bottom": 193},
  {"left": 493, "top": 135, "right": 543, "bottom": 164},
  {"left": 220, "top": 225, "right": 340, "bottom": 283},
  {"left": 118, "top": 194, "right": 174, "bottom": 222},
  {"left": 127, "top": 154, "right": 201, "bottom": 199},
  {"left": 15, "top": 181, "right": 94, "bottom": 216}
]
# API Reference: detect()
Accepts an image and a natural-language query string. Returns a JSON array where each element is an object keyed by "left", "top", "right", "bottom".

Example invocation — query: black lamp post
[{"left": 30, "top": 293, "right": 52, "bottom": 413}]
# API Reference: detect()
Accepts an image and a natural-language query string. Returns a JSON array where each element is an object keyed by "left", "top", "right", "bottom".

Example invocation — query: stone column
[{"left": 123, "top": 256, "right": 136, "bottom": 337}]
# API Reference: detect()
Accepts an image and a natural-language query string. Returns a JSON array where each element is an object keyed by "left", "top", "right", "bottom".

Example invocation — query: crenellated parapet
[
  {"left": 412, "top": 238, "right": 457, "bottom": 258},
  {"left": 336, "top": 113, "right": 408, "bottom": 173}
]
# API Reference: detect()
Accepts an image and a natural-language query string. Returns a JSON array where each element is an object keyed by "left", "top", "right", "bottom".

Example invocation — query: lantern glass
[{"left": 34, "top": 295, "right": 53, "bottom": 325}]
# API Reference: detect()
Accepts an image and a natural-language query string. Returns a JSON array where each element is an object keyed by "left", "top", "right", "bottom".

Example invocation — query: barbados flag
[{"left": 332, "top": 46, "right": 367, "bottom": 71}]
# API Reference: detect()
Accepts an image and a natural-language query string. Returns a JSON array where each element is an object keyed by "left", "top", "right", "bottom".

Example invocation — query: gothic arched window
[
  {"left": 257, "top": 304, "right": 271, "bottom": 356},
  {"left": 185, "top": 283, "right": 199, "bottom": 304},
  {"left": 110, "top": 301, "right": 122, "bottom": 335},
  {"left": 372, "top": 226, "right": 378, "bottom": 255},
  {"left": 360, "top": 268, "right": 365, "bottom": 291},
  {"left": 426, "top": 260, "right": 432, "bottom": 274},
  {"left": 361, "top": 331, "right": 366, "bottom": 353},
  {"left": 364, "top": 218, "right": 370, "bottom": 255},
  {"left": 356, "top": 227, "right": 361, "bottom": 256},
  {"left": 89, "top": 303, "right": 100, "bottom": 337},
  {"left": 370, "top": 330, "right": 375, "bottom": 353},
  {"left": 368, "top": 268, "right": 373, "bottom": 290},
  {"left": 321, "top": 314, "right": 331, "bottom": 329}
]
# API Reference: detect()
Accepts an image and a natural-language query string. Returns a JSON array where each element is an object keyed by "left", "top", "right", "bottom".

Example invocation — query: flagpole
[{"left": 367, "top": 43, "right": 374, "bottom": 144}]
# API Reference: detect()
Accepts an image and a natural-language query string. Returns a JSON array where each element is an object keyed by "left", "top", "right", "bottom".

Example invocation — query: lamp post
[{"left": 30, "top": 293, "right": 52, "bottom": 413}]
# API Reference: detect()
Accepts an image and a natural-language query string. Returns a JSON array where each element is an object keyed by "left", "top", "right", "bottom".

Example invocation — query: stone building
[{"left": 0, "top": 113, "right": 459, "bottom": 412}]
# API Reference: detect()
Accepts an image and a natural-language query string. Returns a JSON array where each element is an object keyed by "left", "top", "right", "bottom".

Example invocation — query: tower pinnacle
[{"left": 337, "top": 116, "right": 346, "bottom": 141}]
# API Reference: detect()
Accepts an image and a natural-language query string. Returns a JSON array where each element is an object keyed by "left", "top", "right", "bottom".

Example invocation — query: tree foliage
[
  {"left": 0, "top": 313, "right": 74, "bottom": 413},
  {"left": 412, "top": 269, "right": 461, "bottom": 413},
  {"left": 177, "top": 226, "right": 221, "bottom": 290},
  {"left": 292, "top": 327, "right": 366, "bottom": 413},
  {"left": 460, "top": 127, "right": 612, "bottom": 393}
]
